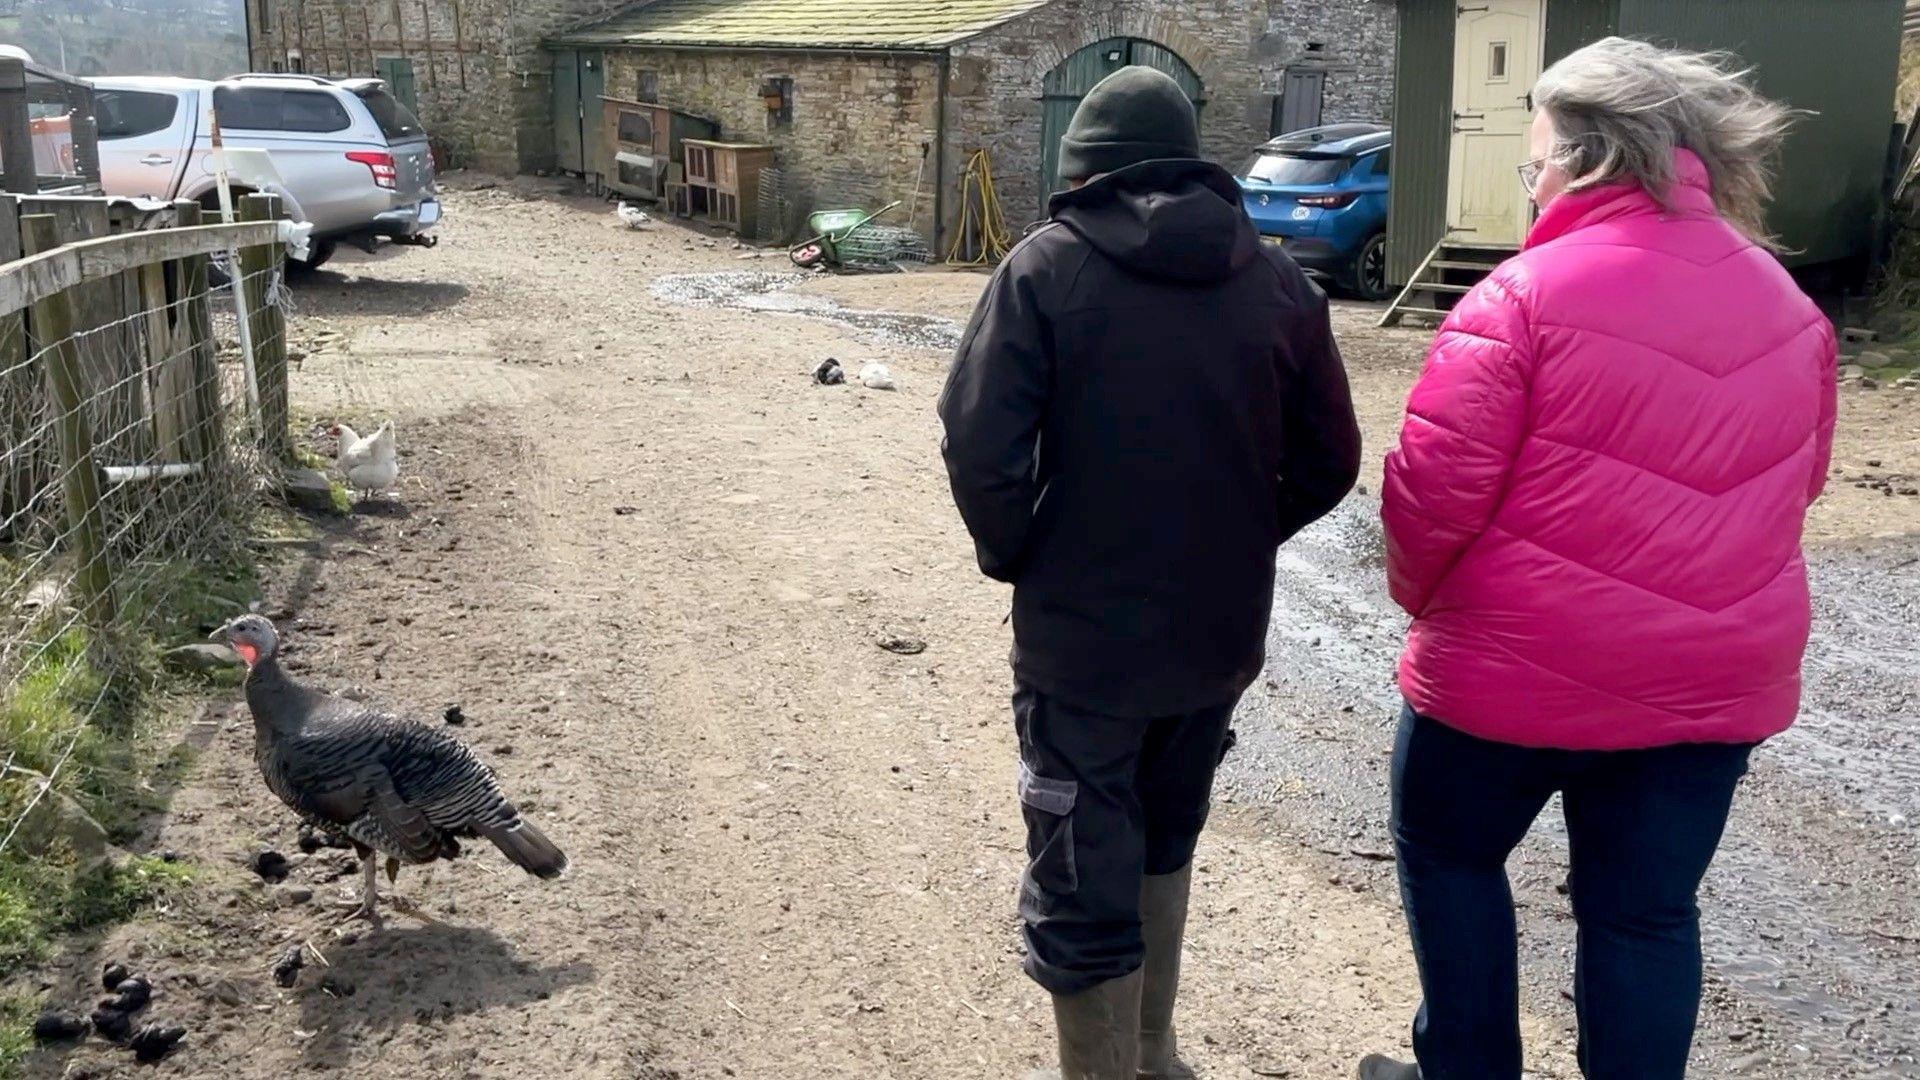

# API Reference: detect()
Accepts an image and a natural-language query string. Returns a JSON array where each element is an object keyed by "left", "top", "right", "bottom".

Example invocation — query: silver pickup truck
[{"left": 91, "top": 73, "right": 441, "bottom": 271}]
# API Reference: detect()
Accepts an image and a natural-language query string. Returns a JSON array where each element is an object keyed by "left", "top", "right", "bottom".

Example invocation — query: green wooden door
[
  {"left": 552, "top": 48, "right": 584, "bottom": 174},
  {"left": 578, "top": 51, "right": 606, "bottom": 181},
  {"left": 1040, "top": 38, "right": 1205, "bottom": 212},
  {"left": 376, "top": 57, "right": 417, "bottom": 113}
]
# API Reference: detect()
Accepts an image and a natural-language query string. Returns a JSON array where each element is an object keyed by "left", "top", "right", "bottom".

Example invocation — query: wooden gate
[{"left": 1039, "top": 38, "right": 1205, "bottom": 212}]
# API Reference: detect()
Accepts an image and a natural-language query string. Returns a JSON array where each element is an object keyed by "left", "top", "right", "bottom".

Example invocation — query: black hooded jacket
[{"left": 938, "top": 160, "right": 1362, "bottom": 717}]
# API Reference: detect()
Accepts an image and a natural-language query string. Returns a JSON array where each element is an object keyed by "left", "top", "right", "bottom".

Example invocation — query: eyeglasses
[{"left": 1518, "top": 158, "right": 1546, "bottom": 196}]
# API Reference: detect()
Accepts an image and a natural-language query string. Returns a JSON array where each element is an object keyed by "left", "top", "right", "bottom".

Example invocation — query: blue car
[{"left": 1238, "top": 124, "right": 1392, "bottom": 301}]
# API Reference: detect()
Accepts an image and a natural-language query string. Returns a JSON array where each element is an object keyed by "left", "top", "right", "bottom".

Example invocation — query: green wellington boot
[
  {"left": 1137, "top": 864, "right": 1196, "bottom": 1078},
  {"left": 1028, "top": 967, "right": 1146, "bottom": 1080}
]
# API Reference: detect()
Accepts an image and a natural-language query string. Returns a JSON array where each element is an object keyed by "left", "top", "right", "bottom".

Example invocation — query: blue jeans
[{"left": 1390, "top": 708, "right": 1754, "bottom": 1080}]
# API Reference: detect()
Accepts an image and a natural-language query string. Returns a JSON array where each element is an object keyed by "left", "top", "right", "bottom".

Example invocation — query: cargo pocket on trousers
[{"left": 1018, "top": 763, "right": 1079, "bottom": 915}]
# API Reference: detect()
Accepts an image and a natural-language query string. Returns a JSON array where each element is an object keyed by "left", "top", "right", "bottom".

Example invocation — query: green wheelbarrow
[{"left": 789, "top": 201, "right": 902, "bottom": 269}]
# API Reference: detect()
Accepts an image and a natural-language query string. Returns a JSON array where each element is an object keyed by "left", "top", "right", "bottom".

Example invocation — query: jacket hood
[{"left": 1047, "top": 159, "right": 1261, "bottom": 284}]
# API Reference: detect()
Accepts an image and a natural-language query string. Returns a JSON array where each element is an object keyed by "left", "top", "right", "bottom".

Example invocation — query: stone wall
[
  {"left": 1255, "top": 0, "right": 1398, "bottom": 127},
  {"left": 248, "top": 0, "right": 631, "bottom": 173},
  {"left": 247, "top": 0, "right": 1396, "bottom": 242},
  {"left": 600, "top": 48, "right": 944, "bottom": 244},
  {"left": 950, "top": 0, "right": 1396, "bottom": 224}
]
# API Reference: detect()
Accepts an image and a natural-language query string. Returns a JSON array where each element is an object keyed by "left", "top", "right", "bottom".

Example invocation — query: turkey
[
  {"left": 329, "top": 421, "right": 398, "bottom": 497},
  {"left": 219, "top": 615, "right": 566, "bottom": 925}
]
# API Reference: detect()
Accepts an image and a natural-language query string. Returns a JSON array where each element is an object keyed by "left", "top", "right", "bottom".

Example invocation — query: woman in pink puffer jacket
[{"left": 1360, "top": 39, "right": 1838, "bottom": 1080}]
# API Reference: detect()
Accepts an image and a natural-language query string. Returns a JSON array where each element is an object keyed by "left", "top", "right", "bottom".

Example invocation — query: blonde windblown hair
[{"left": 1532, "top": 37, "right": 1799, "bottom": 246}]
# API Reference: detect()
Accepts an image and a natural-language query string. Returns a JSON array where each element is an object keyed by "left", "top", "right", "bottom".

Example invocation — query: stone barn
[
  {"left": 246, "top": 0, "right": 637, "bottom": 172},
  {"left": 545, "top": 0, "right": 1396, "bottom": 248}
]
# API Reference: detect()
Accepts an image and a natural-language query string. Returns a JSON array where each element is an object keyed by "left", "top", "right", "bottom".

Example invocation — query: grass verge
[{"left": 1, "top": 500, "right": 297, "bottom": 1062}]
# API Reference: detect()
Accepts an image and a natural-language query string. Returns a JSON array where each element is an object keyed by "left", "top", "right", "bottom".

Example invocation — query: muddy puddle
[
  {"left": 652, "top": 271, "right": 964, "bottom": 352},
  {"left": 1229, "top": 502, "right": 1920, "bottom": 1075}
]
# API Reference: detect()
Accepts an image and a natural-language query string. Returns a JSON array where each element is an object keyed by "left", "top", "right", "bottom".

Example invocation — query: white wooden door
[{"left": 1446, "top": 0, "right": 1545, "bottom": 245}]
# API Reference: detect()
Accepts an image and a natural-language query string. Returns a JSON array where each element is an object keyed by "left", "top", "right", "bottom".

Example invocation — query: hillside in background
[{"left": 0, "top": 0, "right": 245, "bottom": 78}]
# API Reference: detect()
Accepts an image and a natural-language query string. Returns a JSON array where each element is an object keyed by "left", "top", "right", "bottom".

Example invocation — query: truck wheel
[{"left": 286, "top": 240, "right": 337, "bottom": 278}]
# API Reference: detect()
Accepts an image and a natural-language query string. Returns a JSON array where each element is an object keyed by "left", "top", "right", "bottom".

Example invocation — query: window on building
[
  {"left": 1489, "top": 42, "right": 1510, "bottom": 81},
  {"left": 761, "top": 76, "right": 793, "bottom": 130},
  {"left": 211, "top": 87, "right": 352, "bottom": 132},
  {"left": 637, "top": 69, "right": 660, "bottom": 102}
]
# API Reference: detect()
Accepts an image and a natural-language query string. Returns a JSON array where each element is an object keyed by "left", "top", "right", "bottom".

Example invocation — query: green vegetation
[
  {"left": 0, "top": 994, "right": 35, "bottom": 1079},
  {"left": 0, "top": 854, "right": 195, "bottom": 972},
  {"left": 0, "top": 544, "right": 271, "bottom": 995},
  {"left": 293, "top": 447, "right": 352, "bottom": 516}
]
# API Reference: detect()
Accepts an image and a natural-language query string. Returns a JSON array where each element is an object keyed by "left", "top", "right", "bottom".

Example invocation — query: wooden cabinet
[{"left": 680, "top": 139, "right": 775, "bottom": 237}]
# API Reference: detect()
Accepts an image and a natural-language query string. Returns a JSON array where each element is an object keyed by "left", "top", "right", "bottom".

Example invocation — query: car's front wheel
[{"left": 1348, "top": 232, "right": 1391, "bottom": 302}]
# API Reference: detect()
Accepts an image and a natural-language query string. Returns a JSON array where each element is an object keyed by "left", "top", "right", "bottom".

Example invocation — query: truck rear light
[
  {"left": 346, "top": 150, "right": 397, "bottom": 189},
  {"left": 1297, "top": 192, "right": 1358, "bottom": 210}
]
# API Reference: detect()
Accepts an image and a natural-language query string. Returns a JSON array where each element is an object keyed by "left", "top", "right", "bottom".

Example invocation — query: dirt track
[{"left": 14, "top": 180, "right": 1918, "bottom": 1078}]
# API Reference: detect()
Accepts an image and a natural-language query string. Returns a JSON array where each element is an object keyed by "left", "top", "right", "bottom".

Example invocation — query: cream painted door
[{"left": 1446, "top": 0, "right": 1544, "bottom": 245}]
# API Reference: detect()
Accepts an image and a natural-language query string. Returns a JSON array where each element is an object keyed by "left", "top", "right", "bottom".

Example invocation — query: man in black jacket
[{"left": 938, "top": 67, "right": 1361, "bottom": 1078}]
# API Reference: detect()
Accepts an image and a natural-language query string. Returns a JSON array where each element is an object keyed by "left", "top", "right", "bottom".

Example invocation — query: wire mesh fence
[{"left": 0, "top": 224, "right": 289, "bottom": 860}]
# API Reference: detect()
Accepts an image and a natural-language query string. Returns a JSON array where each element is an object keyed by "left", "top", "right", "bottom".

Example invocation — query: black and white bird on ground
[{"left": 219, "top": 615, "right": 567, "bottom": 926}]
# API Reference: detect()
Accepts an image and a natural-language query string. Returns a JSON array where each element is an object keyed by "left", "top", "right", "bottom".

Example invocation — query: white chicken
[
  {"left": 329, "top": 422, "right": 399, "bottom": 497},
  {"left": 615, "top": 202, "right": 652, "bottom": 230}
]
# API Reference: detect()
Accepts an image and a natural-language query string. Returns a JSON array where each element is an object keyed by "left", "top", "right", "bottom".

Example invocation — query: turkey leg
[
  {"left": 335, "top": 849, "right": 440, "bottom": 927},
  {"left": 334, "top": 851, "right": 384, "bottom": 929}
]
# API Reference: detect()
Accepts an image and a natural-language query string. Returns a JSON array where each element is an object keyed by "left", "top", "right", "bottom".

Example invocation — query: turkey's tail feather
[{"left": 483, "top": 817, "right": 567, "bottom": 879}]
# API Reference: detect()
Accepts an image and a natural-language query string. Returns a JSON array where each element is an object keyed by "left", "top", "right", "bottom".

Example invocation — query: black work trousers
[{"left": 1013, "top": 682, "right": 1238, "bottom": 995}]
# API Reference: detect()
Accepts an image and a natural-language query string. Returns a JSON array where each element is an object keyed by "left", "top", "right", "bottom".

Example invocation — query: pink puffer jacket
[{"left": 1383, "top": 150, "right": 1838, "bottom": 750}]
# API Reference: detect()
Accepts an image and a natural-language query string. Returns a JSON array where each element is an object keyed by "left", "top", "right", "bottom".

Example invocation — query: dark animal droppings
[
  {"left": 129, "top": 1023, "right": 187, "bottom": 1063},
  {"left": 90, "top": 1005, "right": 133, "bottom": 1043},
  {"left": 112, "top": 976, "right": 153, "bottom": 1010},
  {"left": 101, "top": 962, "right": 131, "bottom": 991},
  {"left": 250, "top": 850, "right": 291, "bottom": 883},
  {"left": 272, "top": 944, "right": 306, "bottom": 987},
  {"left": 31, "top": 1010, "right": 89, "bottom": 1042}
]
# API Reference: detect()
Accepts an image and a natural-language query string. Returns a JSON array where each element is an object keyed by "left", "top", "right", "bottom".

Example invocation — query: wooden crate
[{"left": 681, "top": 140, "right": 776, "bottom": 237}]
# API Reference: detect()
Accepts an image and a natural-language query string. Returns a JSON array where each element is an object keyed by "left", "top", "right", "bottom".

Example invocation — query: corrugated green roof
[{"left": 550, "top": 0, "right": 1056, "bottom": 49}]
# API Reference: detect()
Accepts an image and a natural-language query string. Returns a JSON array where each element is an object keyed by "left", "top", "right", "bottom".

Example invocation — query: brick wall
[
  {"left": 248, "top": 0, "right": 631, "bottom": 173},
  {"left": 951, "top": 0, "right": 1395, "bottom": 224},
  {"left": 601, "top": 48, "right": 944, "bottom": 243}
]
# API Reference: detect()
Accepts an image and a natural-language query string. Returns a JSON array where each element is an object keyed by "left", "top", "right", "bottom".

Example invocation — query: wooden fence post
[
  {"left": 0, "top": 196, "right": 32, "bottom": 540},
  {"left": 171, "top": 202, "right": 226, "bottom": 477},
  {"left": 142, "top": 258, "right": 186, "bottom": 462},
  {"left": 237, "top": 194, "right": 291, "bottom": 462},
  {"left": 22, "top": 214, "right": 116, "bottom": 625}
]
